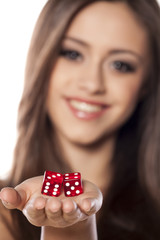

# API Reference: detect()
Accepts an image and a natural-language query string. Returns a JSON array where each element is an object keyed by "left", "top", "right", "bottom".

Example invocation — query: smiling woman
[{"left": 0, "top": 0, "right": 160, "bottom": 240}]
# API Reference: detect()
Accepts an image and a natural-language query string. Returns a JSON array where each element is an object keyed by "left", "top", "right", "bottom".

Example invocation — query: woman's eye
[
  {"left": 59, "top": 49, "right": 82, "bottom": 61},
  {"left": 112, "top": 61, "right": 136, "bottom": 73}
]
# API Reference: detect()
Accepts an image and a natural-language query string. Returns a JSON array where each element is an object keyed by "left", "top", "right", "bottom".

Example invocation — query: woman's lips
[{"left": 65, "top": 97, "right": 109, "bottom": 120}]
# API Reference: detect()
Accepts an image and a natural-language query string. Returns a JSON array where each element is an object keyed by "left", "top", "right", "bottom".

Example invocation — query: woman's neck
[{"left": 55, "top": 134, "right": 117, "bottom": 194}]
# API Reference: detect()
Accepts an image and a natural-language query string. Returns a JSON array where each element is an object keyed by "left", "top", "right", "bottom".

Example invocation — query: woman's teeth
[{"left": 70, "top": 100, "right": 103, "bottom": 113}]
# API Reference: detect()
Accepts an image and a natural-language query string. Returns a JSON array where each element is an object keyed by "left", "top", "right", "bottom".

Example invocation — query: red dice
[
  {"left": 63, "top": 172, "right": 83, "bottom": 197},
  {"left": 41, "top": 171, "right": 63, "bottom": 197}
]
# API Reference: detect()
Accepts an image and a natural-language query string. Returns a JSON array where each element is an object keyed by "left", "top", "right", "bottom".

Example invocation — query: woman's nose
[{"left": 77, "top": 62, "right": 106, "bottom": 95}]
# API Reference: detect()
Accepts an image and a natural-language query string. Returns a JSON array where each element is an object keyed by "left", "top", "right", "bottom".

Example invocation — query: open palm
[{"left": 0, "top": 176, "right": 103, "bottom": 228}]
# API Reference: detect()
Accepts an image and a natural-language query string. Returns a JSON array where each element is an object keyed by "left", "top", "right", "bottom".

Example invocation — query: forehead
[{"left": 65, "top": 1, "right": 149, "bottom": 56}]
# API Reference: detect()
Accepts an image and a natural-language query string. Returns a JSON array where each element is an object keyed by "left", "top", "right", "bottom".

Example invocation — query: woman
[{"left": 0, "top": 0, "right": 160, "bottom": 239}]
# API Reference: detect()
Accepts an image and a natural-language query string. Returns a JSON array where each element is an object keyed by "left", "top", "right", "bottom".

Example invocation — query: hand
[{"left": 0, "top": 176, "right": 103, "bottom": 228}]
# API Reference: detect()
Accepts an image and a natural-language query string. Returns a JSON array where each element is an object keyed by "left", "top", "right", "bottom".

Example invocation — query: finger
[
  {"left": 45, "top": 198, "right": 64, "bottom": 227},
  {"left": 62, "top": 199, "right": 87, "bottom": 224},
  {"left": 0, "top": 176, "right": 43, "bottom": 211},
  {"left": 0, "top": 187, "right": 23, "bottom": 210},
  {"left": 62, "top": 198, "right": 77, "bottom": 213},
  {"left": 22, "top": 197, "right": 47, "bottom": 227},
  {"left": 34, "top": 196, "right": 47, "bottom": 210},
  {"left": 79, "top": 198, "right": 101, "bottom": 216}
]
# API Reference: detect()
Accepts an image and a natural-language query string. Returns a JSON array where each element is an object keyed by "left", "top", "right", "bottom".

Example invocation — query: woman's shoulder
[
  {"left": 0, "top": 201, "right": 15, "bottom": 240},
  {"left": 0, "top": 198, "right": 11, "bottom": 220},
  {"left": 0, "top": 179, "right": 15, "bottom": 240}
]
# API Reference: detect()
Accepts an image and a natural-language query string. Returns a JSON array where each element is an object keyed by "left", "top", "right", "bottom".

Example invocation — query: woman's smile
[{"left": 65, "top": 97, "right": 109, "bottom": 120}]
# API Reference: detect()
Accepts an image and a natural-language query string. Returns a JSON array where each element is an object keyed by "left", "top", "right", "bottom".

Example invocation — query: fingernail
[
  {"left": 2, "top": 199, "right": 10, "bottom": 205},
  {"left": 0, "top": 195, "right": 9, "bottom": 205},
  {"left": 84, "top": 199, "right": 94, "bottom": 212}
]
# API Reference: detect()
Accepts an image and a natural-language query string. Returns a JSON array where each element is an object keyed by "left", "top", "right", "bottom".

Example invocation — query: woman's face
[{"left": 46, "top": 1, "right": 150, "bottom": 145}]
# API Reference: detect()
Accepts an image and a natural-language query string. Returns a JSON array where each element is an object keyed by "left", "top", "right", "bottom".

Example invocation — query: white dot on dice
[
  {"left": 54, "top": 188, "right": 58, "bottom": 192},
  {"left": 57, "top": 174, "right": 61, "bottom": 176},
  {"left": 44, "top": 190, "right": 48, "bottom": 193},
  {"left": 75, "top": 182, "right": 79, "bottom": 186},
  {"left": 66, "top": 183, "right": 70, "bottom": 186},
  {"left": 46, "top": 182, "right": 50, "bottom": 185},
  {"left": 55, "top": 184, "right": 59, "bottom": 188},
  {"left": 76, "top": 190, "right": 80, "bottom": 194},
  {"left": 74, "top": 173, "right": 78, "bottom": 175},
  {"left": 67, "top": 191, "right": 71, "bottom": 195},
  {"left": 52, "top": 175, "right": 56, "bottom": 178},
  {"left": 47, "top": 176, "right": 51, "bottom": 179},
  {"left": 65, "top": 174, "right": 69, "bottom": 176},
  {"left": 71, "top": 186, "right": 75, "bottom": 190},
  {"left": 45, "top": 186, "right": 49, "bottom": 189},
  {"left": 53, "top": 192, "right": 57, "bottom": 195}
]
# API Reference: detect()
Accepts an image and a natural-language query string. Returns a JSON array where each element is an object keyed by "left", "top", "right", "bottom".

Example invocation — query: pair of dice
[{"left": 41, "top": 171, "right": 83, "bottom": 197}]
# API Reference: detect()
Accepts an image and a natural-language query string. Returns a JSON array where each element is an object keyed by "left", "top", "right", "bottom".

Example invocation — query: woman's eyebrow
[
  {"left": 63, "top": 36, "right": 89, "bottom": 48},
  {"left": 108, "top": 49, "right": 144, "bottom": 62},
  {"left": 63, "top": 36, "right": 143, "bottom": 62}
]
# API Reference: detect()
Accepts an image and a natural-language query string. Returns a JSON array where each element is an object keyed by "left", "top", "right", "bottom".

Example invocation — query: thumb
[
  {"left": 0, "top": 187, "right": 28, "bottom": 210},
  {"left": 0, "top": 176, "right": 43, "bottom": 210}
]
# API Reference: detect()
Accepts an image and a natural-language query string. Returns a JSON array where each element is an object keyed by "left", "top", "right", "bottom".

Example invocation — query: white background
[
  {"left": 0, "top": 1, "right": 47, "bottom": 178},
  {"left": 0, "top": 1, "right": 160, "bottom": 178}
]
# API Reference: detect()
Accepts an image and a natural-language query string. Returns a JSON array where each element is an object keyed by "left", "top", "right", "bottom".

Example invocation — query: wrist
[{"left": 41, "top": 215, "right": 97, "bottom": 240}]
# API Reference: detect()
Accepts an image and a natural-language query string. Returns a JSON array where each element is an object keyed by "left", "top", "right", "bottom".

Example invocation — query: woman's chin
[{"left": 67, "top": 133, "right": 110, "bottom": 148}]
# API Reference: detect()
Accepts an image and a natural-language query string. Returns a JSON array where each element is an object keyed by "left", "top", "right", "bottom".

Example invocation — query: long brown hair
[{"left": 1, "top": 0, "right": 160, "bottom": 239}]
